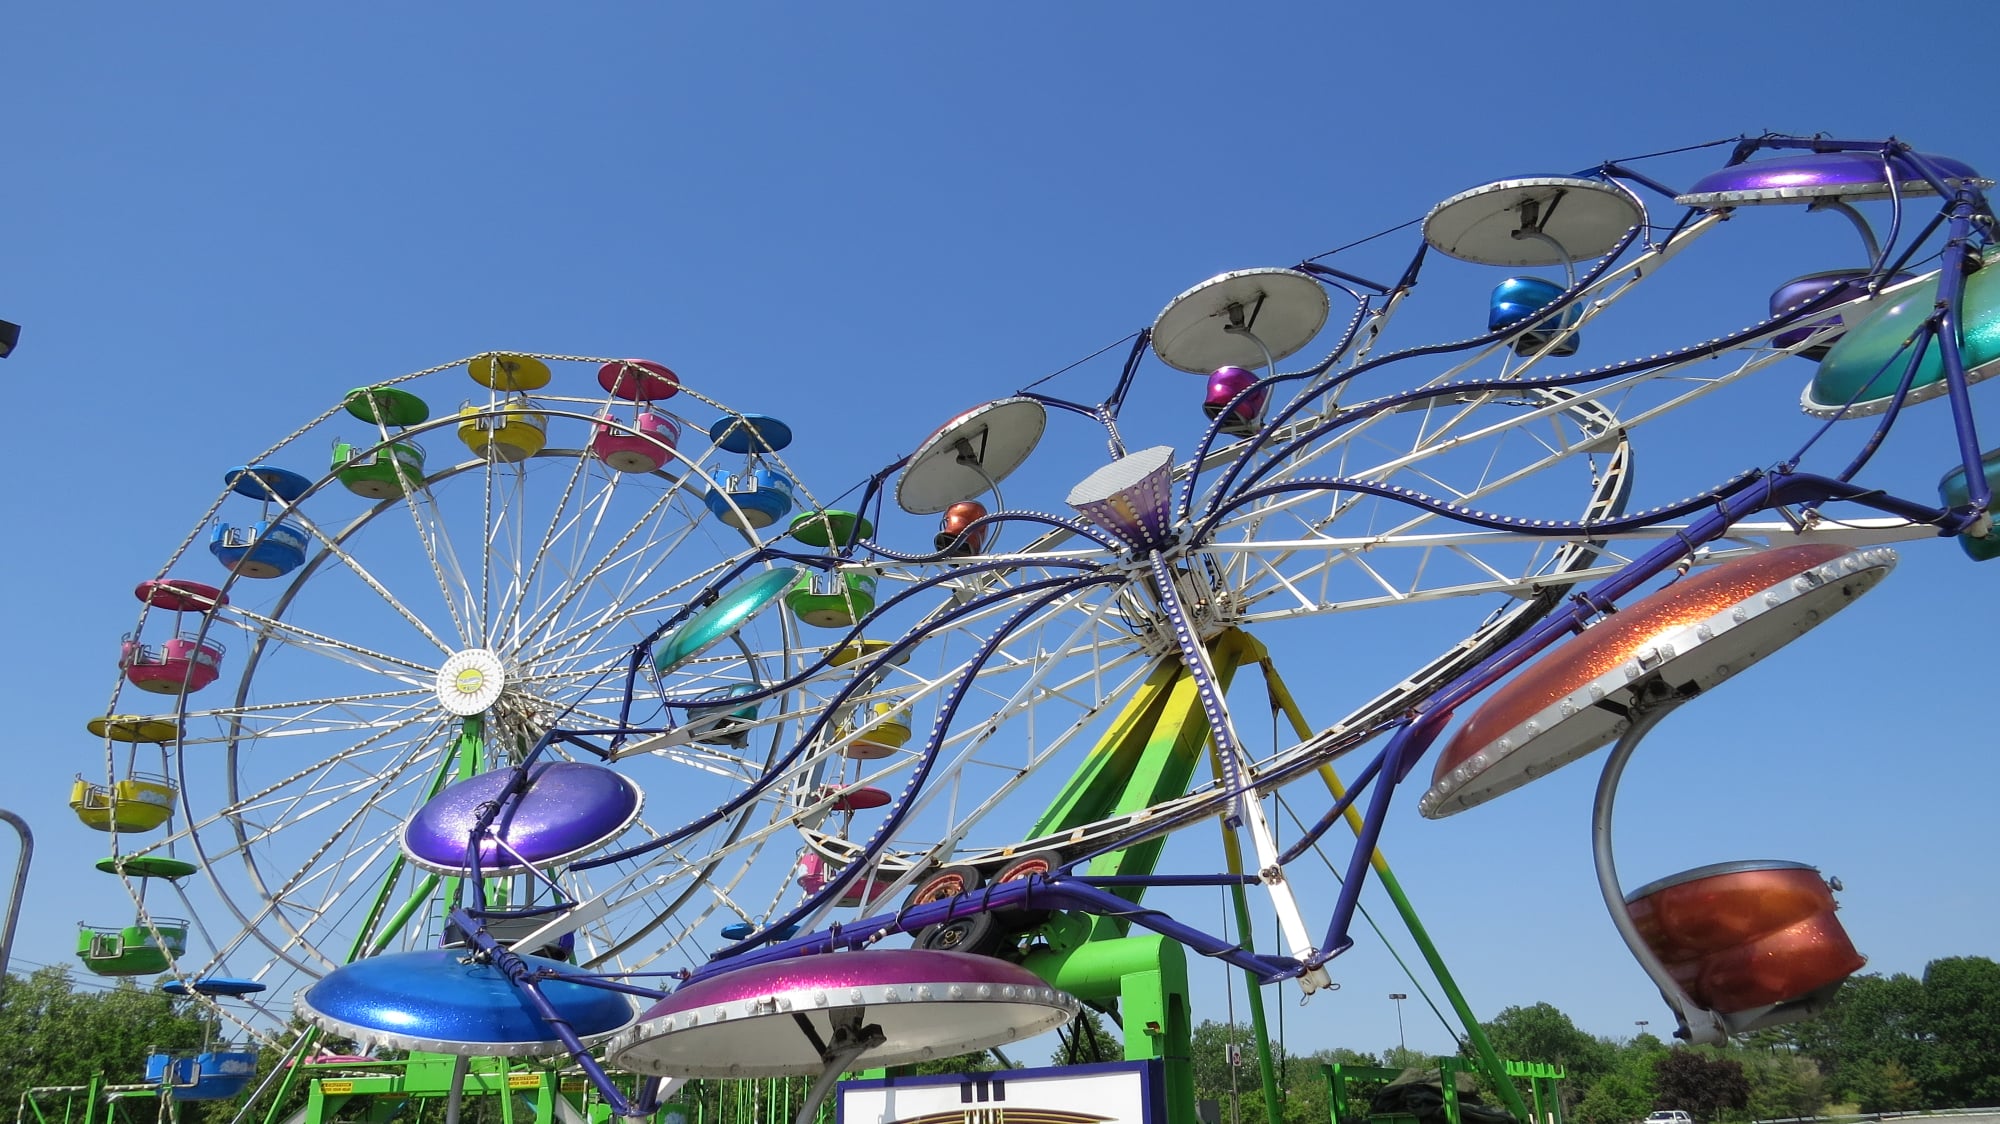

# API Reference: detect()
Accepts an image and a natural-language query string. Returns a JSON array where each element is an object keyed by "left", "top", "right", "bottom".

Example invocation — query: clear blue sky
[{"left": 3, "top": 3, "right": 1994, "bottom": 1068}]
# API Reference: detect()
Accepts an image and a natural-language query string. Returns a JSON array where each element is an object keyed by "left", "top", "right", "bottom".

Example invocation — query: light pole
[
  {"left": 1635, "top": 1020, "right": 1650, "bottom": 1039},
  {"left": 1389, "top": 993, "right": 1408, "bottom": 1053}
]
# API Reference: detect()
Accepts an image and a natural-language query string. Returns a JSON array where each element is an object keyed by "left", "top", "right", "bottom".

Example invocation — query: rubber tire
[
  {"left": 990, "top": 850, "right": 1062, "bottom": 927},
  {"left": 902, "top": 863, "right": 984, "bottom": 913},
  {"left": 914, "top": 911, "right": 1007, "bottom": 957}
]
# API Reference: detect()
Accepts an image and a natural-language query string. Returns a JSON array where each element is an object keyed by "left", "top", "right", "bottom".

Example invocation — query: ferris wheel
[
  {"left": 77, "top": 135, "right": 1997, "bottom": 1104},
  {"left": 83, "top": 356, "right": 896, "bottom": 1018}
]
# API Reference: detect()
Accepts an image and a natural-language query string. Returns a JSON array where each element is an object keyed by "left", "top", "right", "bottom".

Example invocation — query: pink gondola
[
  {"left": 122, "top": 634, "right": 225, "bottom": 695},
  {"left": 121, "top": 579, "right": 227, "bottom": 695},
  {"left": 796, "top": 851, "right": 895, "bottom": 908},
  {"left": 591, "top": 410, "right": 681, "bottom": 474}
]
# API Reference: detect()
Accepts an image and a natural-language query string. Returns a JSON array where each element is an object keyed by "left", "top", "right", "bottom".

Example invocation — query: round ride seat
[
  {"left": 333, "top": 440, "right": 427, "bottom": 499},
  {"left": 1489, "top": 276, "right": 1582, "bottom": 356},
  {"left": 209, "top": 519, "right": 309, "bottom": 579},
  {"left": 592, "top": 410, "right": 681, "bottom": 474},
  {"left": 704, "top": 465, "right": 795, "bottom": 531}
]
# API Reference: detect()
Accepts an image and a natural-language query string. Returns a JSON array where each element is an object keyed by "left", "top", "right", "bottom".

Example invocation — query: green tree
[
  {"left": 1653, "top": 1049, "right": 1749, "bottom": 1123},
  {"left": 1186, "top": 1021, "right": 1369, "bottom": 1124},
  {"left": 1793, "top": 972, "right": 1928, "bottom": 1101},
  {"left": 913, "top": 1048, "right": 1014, "bottom": 1075},
  {"left": 0, "top": 966, "right": 220, "bottom": 1118},
  {"left": 1846, "top": 1058, "right": 1922, "bottom": 1114},
  {"left": 1481, "top": 1003, "right": 1614, "bottom": 1115},
  {"left": 1915, "top": 956, "right": 2000, "bottom": 1106},
  {"left": 1736, "top": 1051, "right": 1826, "bottom": 1122},
  {"left": 1572, "top": 1035, "right": 1663, "bottom": 1124}
]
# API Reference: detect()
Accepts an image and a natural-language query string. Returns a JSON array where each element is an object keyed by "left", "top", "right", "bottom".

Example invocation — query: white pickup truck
[{"left": 1645, "top": 1111, "right": 1693, "bottom": 1124}]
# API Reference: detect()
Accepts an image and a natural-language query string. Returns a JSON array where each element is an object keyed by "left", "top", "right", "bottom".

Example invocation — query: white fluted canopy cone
[{"left": 1066, "top": 446, "right": 1176, "bottom": 551}]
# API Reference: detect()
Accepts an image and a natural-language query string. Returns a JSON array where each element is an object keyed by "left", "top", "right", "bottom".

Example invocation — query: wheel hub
[{"left": 435, "top": 648, "right": 508, "bottom": 716}]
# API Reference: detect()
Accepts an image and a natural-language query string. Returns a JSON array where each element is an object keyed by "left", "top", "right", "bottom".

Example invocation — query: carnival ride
[{"left": 71, "top": 133, "right": 1999, "bottom": 1123}]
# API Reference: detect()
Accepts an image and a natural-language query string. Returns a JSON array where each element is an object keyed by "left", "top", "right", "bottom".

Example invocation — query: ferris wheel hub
[{"left": 435, "top": 648, "right": 508, "bottom": 716}]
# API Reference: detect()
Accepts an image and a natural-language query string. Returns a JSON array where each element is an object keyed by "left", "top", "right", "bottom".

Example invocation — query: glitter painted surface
[
  {"left": 1677, "top": 150, "right": 1986, "bottom": 206},
  {"left": 610, "top": 949, "right": 1078, "bottom": 1078},
  {"left": 1808, "top": 252, "right": 2000, "bottom": 416},
  {"left": 297, "top": 949, "right": 635, "bottom": 1055},
  {"left": 645, "top": 949, "right": 1051, "bottom": 1016},
  {"left": 402, "top": 762, "right": 643, "bottom": 874},
  {"left": 652, "top": 566, "right": 801, "bottom": 675},
  {"left": 1627, "top": 861, "right": 1862, "bottom": 1013},
  {"left": 1067, "top": 446, "right": 1176, "bottom": 549},
  {"left": 1432, "top": 544, "right": 1851, "bottom": 785}
]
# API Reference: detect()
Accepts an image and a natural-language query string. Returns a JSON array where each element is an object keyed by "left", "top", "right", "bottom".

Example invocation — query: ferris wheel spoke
[
  {"left": 880, "top": 650, "right": 1161, "bottom": 867},
  {"left": 521, "top": 557, "right": 726, "bottom": 676},
  {"left": 180, "top": 689, "right": 437, "bottom": 743},
  {"left": 500, "top": 440, "right": 601, "bottom": 622},
  {"left": 217, "top": 726, "right": 445, "bottom": 844},
  {"left": 505, "top": 460, "right": 693, "bottom": 650},
  {"left": 219, "top": 605, "right": 438, "bottom": 679},
  {"left": 286, "top": 509, "right": 461, "bottom": 656},
  {"left": 232, "top": 830, "right": 410, "bottom": 975},
  {"left": 386, "top": 460, "right": 489, "bottom": 649}
]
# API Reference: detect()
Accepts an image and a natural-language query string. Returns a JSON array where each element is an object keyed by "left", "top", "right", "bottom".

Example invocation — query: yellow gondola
[
  {"left": 70, "top": 774, "right": 177, "bottom": 833},
  {"left": 457, "top": 401, "right": 549, "bottom": 463},
  {"left": 841, "top": 699, "right": 913, "bottom": 759}
]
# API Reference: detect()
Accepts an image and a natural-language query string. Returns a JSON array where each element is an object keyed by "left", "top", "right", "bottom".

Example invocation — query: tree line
[
  {"left": 1058, "top": 957, "right": 2000, "bottom": 1124},
  {"left": 1472, "top": 956, "right": 1999, "bottom": 1123}
]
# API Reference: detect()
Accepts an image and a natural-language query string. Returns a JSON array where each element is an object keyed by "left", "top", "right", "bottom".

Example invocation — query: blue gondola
[
  {"left": 212, "top": 464, "right": 312, "bottom": 578},
  {"left": 225, "top": 465, "right": 312, "bottom": 503},
  {"left": 1489, "top": 276, "right": 1583, "bottom": 356},
  {"left": 704, "top": 465, "right": 795, "bottom": 531},
  {"left": 145, "top": 1050, "right": 259, "bottom": 1101},
  {"left": 209, "top": 519, "right": 309, "bottom": 579}
]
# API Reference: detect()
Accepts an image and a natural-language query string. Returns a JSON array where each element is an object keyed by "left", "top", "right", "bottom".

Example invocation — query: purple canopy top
[
  {"left": 1676, "top": 150, "right": 1989, "bottom": 207},
  {"left": 607, "top": 948, "right": 1079, "bottom": 1078},
  {"left": 658, "top": 948, "right": 1048, "bottom": 1012},
  {"left": 401, "top": 761, "right": 643, "bottom": 875}
]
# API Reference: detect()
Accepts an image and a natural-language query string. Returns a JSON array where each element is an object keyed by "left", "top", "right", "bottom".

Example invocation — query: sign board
[
  {"left": 839, "top": 1060, "right": 1164, "bottom": 1124},
  {"left": 319, "top": 1081, "right": 354, "bottom": 1095}
]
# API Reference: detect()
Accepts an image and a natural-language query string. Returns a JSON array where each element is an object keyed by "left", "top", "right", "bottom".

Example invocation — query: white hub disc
[{"left": 435, "top": 648, "right": 507, "bottom": 716}]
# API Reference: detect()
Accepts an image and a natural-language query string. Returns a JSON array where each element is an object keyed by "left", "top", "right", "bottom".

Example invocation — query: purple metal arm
[
  {"left": 689, "top": 874, "right": 1304, "bottom": 986},
  {"left": 1173, "top": 282, "right": 1375, "bottom": 524},
  {"left": 1196, "top": 222, "right": 1649, "bottom": 524},
  {"left": 1931, "top": 199, "right": 1991, "bottom": 513},
  {"left": 452, "top": 909, "right": 665, "bottom": 1119},
  {"left": 710, "top": 571, "right": 1128, "bottom": 959},
  {"left": 578, "top": 567, "right": 1111, "bottom": 879},
  {"left": 857, "top": 509, "right": 1127, "bottom": 560}
]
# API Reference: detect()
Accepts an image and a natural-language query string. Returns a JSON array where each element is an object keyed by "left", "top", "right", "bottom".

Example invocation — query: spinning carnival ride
[{"left": 76, "top": 134, "right": 1999, "bottom": 1122}]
